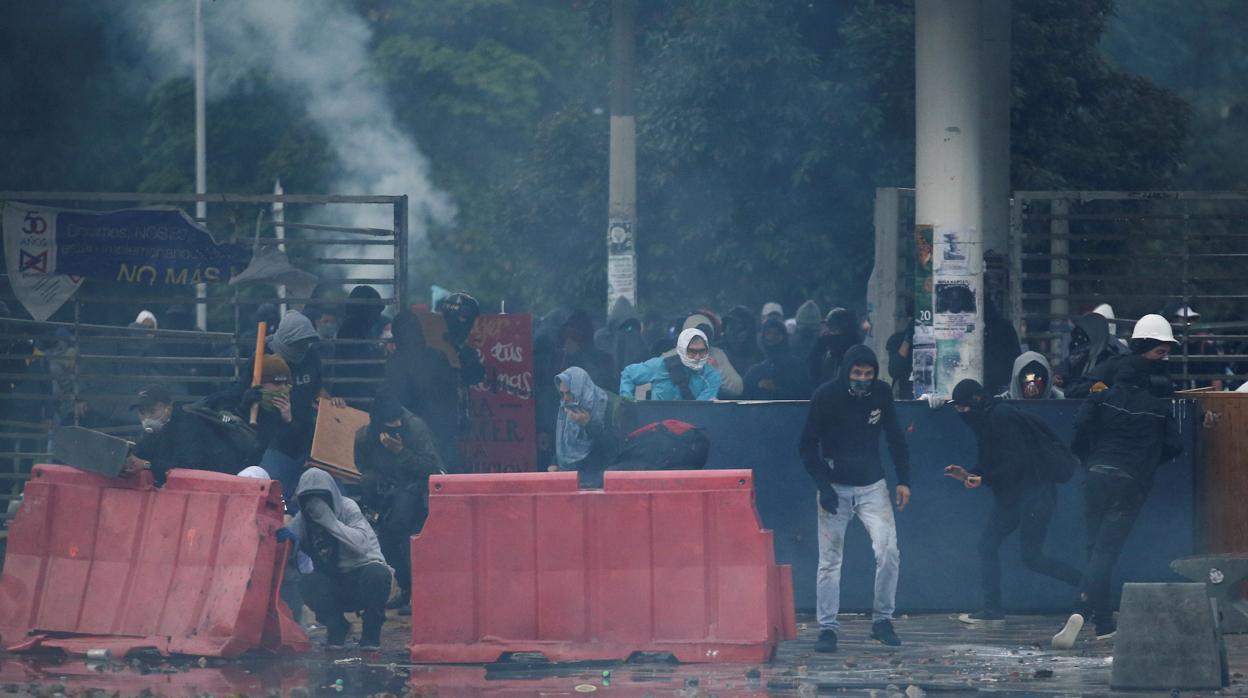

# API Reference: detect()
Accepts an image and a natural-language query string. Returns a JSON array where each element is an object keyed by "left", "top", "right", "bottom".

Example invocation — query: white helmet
[{"left": 1131, "top": 314, "right": 1178, "bottom": 344}]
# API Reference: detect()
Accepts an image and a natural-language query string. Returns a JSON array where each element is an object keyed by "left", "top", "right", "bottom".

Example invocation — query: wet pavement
[{"left": 2, "top": 612, "right": 1247, "bottom": 696}]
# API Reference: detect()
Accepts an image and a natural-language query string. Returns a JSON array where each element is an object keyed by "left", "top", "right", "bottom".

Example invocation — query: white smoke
[{"left": 127, "top": 0, "right": 456, "bottom": 238}]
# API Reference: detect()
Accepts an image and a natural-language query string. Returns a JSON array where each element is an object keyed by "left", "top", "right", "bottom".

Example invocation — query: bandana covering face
[{"left": 676, "top": 328, "right": 709, "bottom": 371}]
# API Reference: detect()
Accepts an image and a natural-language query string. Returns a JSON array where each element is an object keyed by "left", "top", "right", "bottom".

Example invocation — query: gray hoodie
[
  {"left": 1003, "top": 350, "right": 1065, "bottom": 400},
  {"left": 287, "top": 468, "right": 390, "bottom": 574},
  {"left": 268, "top": 310, "right": 319, "bottom": 365}
]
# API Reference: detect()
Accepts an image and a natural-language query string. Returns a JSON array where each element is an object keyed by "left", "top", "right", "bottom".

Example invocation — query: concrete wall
[{"left": 634, "top": 399, "right": 1200, "bottom": 612}]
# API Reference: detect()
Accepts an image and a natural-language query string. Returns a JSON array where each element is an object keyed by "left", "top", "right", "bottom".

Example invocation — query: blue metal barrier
[{"left": 633, "top": 399, "right": 1200, "bottom": 613}]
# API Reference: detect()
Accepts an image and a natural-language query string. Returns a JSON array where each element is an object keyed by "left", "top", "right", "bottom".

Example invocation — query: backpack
[
  {"left": 1015, "top": 410, "right": 1079, "bottom": 483},
  {"left": 609, "top": 420, "right": 710, "bottom": 472},
  {"left": 182, "top": 402, "right": 260, "bottom": 467}
]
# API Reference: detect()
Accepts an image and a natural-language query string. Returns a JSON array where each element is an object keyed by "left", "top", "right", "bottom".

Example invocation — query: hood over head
[
  {"left": 295, "top": 467, "right": 343, "bottom": 515},
  {"left": 825, "top": 307, "right": 859, "bottom": 337},
  {"left": 1069, "top": 312, "right": 1112, "bottom": 372},
  {"left": 252, "top": 303, "right": 281, "bottom": 331},
  {"left": 391, "top": 310, "right": 426, "bottom": 350},
  {"left": 555, "top": 367, "right": 609, "bottom": 468},
  {"left": 560, "top": 309, "right": 596, "bottom": 349},
  {"left": 1008, "top": 350, "right": 1058, "bottom": 399},
  {"left": 607, "top": 297, "right": 641, "bottom": 332},
  {"left": 723, "top": 305, "right": 759, "bottom": 348},
  {"left": 268, "top": 310, "right": 319, "bottom": 364},
  {"left": 835, "top": 344, "right": 879, "bottom": 385},
  {"left": 760, "top": 317, "right": 790, "bottom": 354},
  {"left": 761, "top": 302, "right": 784, "bottom": 321},
  {"left": 682, "top": 314, "right": 716, "bottom": 341},
  {"left": 676, "top": 327, "right": 710, "bottom": 371},
  {"left": 134, "top": 310, "right": 158, "bottom": 329}
]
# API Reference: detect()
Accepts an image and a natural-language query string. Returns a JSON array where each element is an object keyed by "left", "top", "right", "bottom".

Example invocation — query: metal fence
[
  {"left": 1009, "top": 191, "right": 1248, "bottom": 388},
  {"left": 0, "top": 191, "right": 408, "bottom": 513}
]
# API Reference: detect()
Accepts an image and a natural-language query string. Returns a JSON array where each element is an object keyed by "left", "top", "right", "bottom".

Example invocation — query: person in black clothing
[
  {"left": 810, "top": 308, "right": 861, "bottom": 387},
  {"left": 385, "top": 310, "right": 463, "bottom": 472},
  {"left": 722, "top": 305, "right": 761, "bottom": 382},
  {"left": 129, "top": 384, "right": 246, "bottom": 484},
  {"left": 743, "top": 317, "right": 811, "bottom": 400},
  {"left": 333, "top": 286, "right": 386, "bottom": 400},
  {"left": 1055, "top": 312, "right": 1124, "bottom": 398},
  {"left": 885, "top": 321, "right": 915, "bottom": 400},
  {"left": 354, "top": 394, "right": 444, "bottom": 612},
  {"left": 1051, "top": 354, "right": 1184, "bottom": 649},
  {"left": 942, "top": 379, "right": 1082, "bottom": 624},
  {"left": 799, "top": 344, "right": 911, "bottom": 652}
]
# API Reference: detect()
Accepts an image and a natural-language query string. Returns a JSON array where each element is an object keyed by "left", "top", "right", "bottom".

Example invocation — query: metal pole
[
  {"left": 194, "top": 0, "right": 208, "bottom": 331},
  {"left": 915, "top": 0, "right": 1011, "bottom": 395},
  {"left": 395, "top": 195, "right": 409, "bottom": 310},
  {"left": 273, "top": 179, "right": 286, "bottom": 315},
  {"left": 607, "top": 0, "right": 637, "bottom": 317}
]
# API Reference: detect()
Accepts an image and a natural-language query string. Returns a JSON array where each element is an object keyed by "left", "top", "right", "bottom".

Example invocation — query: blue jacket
[{"left": 619, "top": 354, "right": 722, "bottom": 401}]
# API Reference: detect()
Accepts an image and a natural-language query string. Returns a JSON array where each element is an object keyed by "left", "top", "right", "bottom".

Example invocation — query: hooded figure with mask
[
  {"left": 554, "top": 366, "right": 633, "bottom": 487},
  {"left": 1003, "top": 351, "right": 1064, "bottom": 400},
  {"left": 1050, "top": 353, "right": 1184, "bottom": 649},
  {"left": 1056, "top": 313, "right": 1124, "bottom": 398},
  {"left": 354, "top": 393, "right": 444, "bottom": 611},
  {"left": 286, "top": 467, "right": 394, "bottom": 649},
  {"left": 235, "top": 311, "right": 342, "bottom": 504},
  {"left": 743, "top": 318, "right": 811, "bottom": 400},
  {"left": 129, "top": 384, "right": 243, "bottom": 484},
  {"left": 798, "top": 344, "right": 911, "bottom": 652},
  {"left": 942, "top": 380, "right": 1082, "bottom": 625},
  {"left": 384, "top": 310, "right": 462, "bottom": 471},
  {"left": 681, "top": 314, "right": 742, "bottom": 397},
  {"left": 722, "top": 306, "right": 761, "bottom": 381},
  {"left": 811, "top": 308, "right": 862, "bottom": 387},
  {"left": 620, "top": 328, "right": 722, "bottom": 401}
]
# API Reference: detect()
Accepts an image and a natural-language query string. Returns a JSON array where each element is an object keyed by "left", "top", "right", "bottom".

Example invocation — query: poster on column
[
  {"left": 910, "top": 224, "right": 936, "bottom": 397},
  {"left": 458, "top": 314, "right": 537, "bottom": 473}
]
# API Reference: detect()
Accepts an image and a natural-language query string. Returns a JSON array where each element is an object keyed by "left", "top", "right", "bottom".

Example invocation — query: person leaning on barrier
[
  {"left": 284, "top": 467, "right": 394, "bottom": 650},
  {"left": 125, "top": 384, "right": 245, "bottom": 483},
  {"left": 619, "top": 328, "right": 722, "bottom": 401},
  {"left": 354, "top": 393, "right": 444, "bottom": 615}
]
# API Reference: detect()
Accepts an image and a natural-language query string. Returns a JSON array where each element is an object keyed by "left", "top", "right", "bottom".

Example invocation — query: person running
[{"left": 942, "top": 379, "right": 1082, "bottom": 624}]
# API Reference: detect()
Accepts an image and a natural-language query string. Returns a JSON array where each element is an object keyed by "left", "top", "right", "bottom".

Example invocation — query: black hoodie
[{"left": 799, "top": 345, "right": 911, "bottom": 488}]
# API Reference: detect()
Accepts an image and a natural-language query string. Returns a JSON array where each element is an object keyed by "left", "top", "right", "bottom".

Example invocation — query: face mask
[
  {"left": 260, "top": 386, "right": 291, "bottom": 411},
  {"left": 681, "top": 355, "right": 707, "bottom": 371},
  {"left": 1021, "top": 373, "right": 1046, "bottom": 399},
  {"left": 141, "top": 417, "right": 165, "bottom": 433},
  {"left": 848, "top": 379, "right": 872, "bottom": 397}
]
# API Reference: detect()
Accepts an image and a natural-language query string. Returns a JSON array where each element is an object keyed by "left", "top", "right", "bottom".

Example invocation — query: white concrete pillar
[{"left": 915, "top": 0, "right": 1011, "bottom": 395}]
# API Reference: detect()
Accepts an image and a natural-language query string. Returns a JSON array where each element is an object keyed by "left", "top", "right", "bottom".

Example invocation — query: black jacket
[
  {"left": 1071, "top": 362, "right": 1183, "bottom": 491},
  {"left": 799, "top": 345, "right": 911, "bottom": 488},
  {"left": 133, "top": 404, "right": 244, "bottom": 483},
  {"left": 962, "top": 400, "right": 1074, "bottom": 490}
]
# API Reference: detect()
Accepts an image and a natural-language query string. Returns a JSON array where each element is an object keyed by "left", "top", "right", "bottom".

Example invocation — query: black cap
[
  {"left": 130, "top": 384, "right": 173, "bottom": 411},
  {"left": 951, "top": 379, "right": 985, "bottom": 407}
]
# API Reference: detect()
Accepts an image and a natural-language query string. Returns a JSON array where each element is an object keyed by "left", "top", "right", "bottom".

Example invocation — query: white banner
[{"left": 2, "top": 202, "right": 84, "bottom": 322}]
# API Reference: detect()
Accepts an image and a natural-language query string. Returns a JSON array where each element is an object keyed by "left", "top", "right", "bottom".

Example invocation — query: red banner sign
[{"left": 459, "top": 314, "right": 537, "bottom": 473}]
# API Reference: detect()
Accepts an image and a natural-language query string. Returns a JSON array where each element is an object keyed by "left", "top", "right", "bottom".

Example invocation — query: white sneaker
[{"left": 1051, "top": 613, "right": 1084, "bottom": 649}]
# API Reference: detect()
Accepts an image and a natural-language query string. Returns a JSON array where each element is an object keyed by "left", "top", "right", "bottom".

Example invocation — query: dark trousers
[
  {"left": 1077, "top": 472, "right": 1147, "bottom": 627},
  {"left": 300, "top": 562, "right": 391, "bottom": 641},
  {"left": 376, "top": 486, "right": 426, "bottom": 597},
  {"left": 978, "top": 481, "right": 1082, "bottom": 613}
]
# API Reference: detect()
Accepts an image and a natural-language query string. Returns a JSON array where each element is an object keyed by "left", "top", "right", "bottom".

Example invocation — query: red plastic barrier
[
  {"left": 410, "top": 469, "right": 796, "bottom": 663},
  {"left": 0, "top": 464, "right": 309, "bottom": 657}
]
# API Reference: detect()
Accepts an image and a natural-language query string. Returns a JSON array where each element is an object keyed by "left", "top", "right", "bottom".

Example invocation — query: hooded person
[
  {"left": 620, "top": 328, "right": 723, "bottom": 401},
  {"left": 798, "top": 344, "right": 911, "bottom": 652},
  {"left": 235, "top": 310, "right": 336, "bottom": 505},
  {"left": 792, "top": 301, "right": 823, "bottom": 366},
  {"left": 129, "top": 384, "right": 245, "bottom": 485},
  {"left": 556, "top": 309, "right": 617, "bottom": 395},
  {"left": 761, "top": 302, "right": 785, "bottom": 324},
  {"left": 1052, "top": 353, "right": 1184, "bottom": 649},
  {"left": 743, "top": 317, "right": 812, "bottom": 400},
  {"left": 554, "top": 366, "right": 633, "bottom": 487},
  {"left": 722, "top": 306, "right": 761, "bottom": 381},
  {"left": 286, "top": 467, "right": 394, "bottom": 649},
  {"left": 885, "top": 321, "right": 916, "bottom": 400},
  {"left": 942, "top": 380, "right": 1082, "bottom": 625},
  {"left": 810, "top": 308, "right": 862, "bottom": 386},
  {"left": 600, "top": 298, "right": 650, "bottom": 369},
  {"left": 354, "top": 392, "right": 444, "bottom": 611},
  {"left": 1055, "top": 313, "right": 1122, "bottom": 397},
  {"left": 1063, "top": 313, "right": 1176, "bottom": 397},
  {"left": 1004, "top": 351, "right": 1064, "bottom": 400},
  {"left": 134, "top": 310, "right": 158, "bottom": 330},
  {"left": 332, "top": 286, "right": 387, "bottom": 399},
  {"left": 681, "top": 314, "right": 743, "bottom": 397},
  {"left": 384, "top": 310, "right": 462, "bottom": 472}
]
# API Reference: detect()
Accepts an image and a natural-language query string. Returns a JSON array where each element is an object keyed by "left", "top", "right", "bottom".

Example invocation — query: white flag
[{"left": 2, "top": 202, "right": 84, "bottom": 322}]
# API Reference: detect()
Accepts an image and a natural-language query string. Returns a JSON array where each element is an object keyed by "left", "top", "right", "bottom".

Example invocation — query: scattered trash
[
  {"left": 905, "top": 685, "right": 926, "bottom": 698},
  {"left": 574, "top": 684, "right": 597, "bottom": 693},
  {"left": 196, "top": 657, "right": 207, "bottom": 669},
  {"left": 85, "top": 649, "right": 111, "bottom": 661},
  {"left": 334, "top": 657, "right": 363, "bottom": 665},
  {"left": 1034, "top": 669, "right": 1055, "bottom": 679},
  {"left": 845, "top": 657, "right": 858, "bottom": 668},
  {"left": 745, "top": 667, "right": 762, "bottom": 680}
]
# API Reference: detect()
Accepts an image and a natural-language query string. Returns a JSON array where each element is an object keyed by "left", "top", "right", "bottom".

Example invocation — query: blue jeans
[
  {"left": 261, "top": 447, "right": 309, "bottom": 513},
  {"left": 817, "top": 479, "right": 900, "bottom": 631}
]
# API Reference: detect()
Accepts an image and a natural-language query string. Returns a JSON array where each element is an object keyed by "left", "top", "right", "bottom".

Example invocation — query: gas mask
[
  {"left": 140, "top": 406, "right": 171, "bottom": 433},
  {"left": 1021, "top": 373, "right": 1046, "bottom": 399}
]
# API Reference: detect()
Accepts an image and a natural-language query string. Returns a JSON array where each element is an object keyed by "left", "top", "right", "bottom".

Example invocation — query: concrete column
[
  {"left": 915, "top": 0, "right": 1011, "bottom": 394},
  {"left": 607, "top": 0, "right": 638, "bottom": 316}
]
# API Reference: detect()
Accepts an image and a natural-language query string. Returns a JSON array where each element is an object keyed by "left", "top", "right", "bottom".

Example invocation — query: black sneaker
[
  {"left": 1095, "top": 621, "right": 1117, "bottom": 640},
  {"left": 871, "top": 619, "right": 902, "bottom": 646},
  {"left": 324, "top": 619, "right": 350, "bottom": 650},
  {"left": 958, "top": 611, "right": 1005, "bottom": 625},
  {"left": 814, "top": 629, "right": 838, "bottom": 653}
]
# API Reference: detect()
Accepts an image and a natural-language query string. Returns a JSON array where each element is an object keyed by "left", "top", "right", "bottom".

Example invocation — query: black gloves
[{"left": 817, "top": 482, "right": 839, "bottom": 515}]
